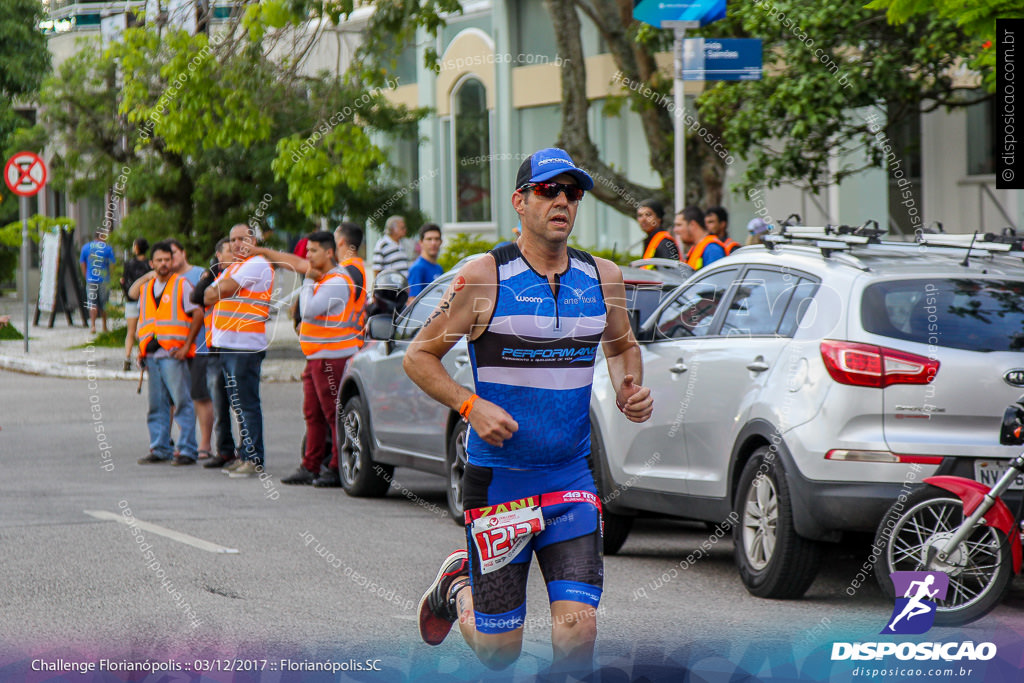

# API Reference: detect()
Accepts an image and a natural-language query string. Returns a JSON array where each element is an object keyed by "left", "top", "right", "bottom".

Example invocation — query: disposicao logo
[
  {"left": 830, "top": 570, "right": 997, "bottom": 664},
  {"left": 882, "top": 571, "right": 948, "bottom": 635}
]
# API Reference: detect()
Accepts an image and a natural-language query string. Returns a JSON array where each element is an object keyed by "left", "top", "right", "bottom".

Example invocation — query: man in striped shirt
[{"left": 372, "top": 215, "right": 409, "bottom": 278}]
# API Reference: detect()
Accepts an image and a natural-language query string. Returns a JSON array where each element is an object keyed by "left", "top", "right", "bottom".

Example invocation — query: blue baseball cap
[{"left": 515, "top": 147, "right": 594, "bottom": 192}]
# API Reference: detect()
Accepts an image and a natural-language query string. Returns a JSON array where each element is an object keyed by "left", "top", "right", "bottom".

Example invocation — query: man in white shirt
[
  {"left": 372, "top": 215, "right": 409, "bottom": 277},
  {"left": 203, "top": 224, "right": 275, "bottom": 478}
]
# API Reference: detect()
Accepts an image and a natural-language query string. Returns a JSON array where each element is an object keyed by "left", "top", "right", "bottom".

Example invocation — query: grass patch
[
  {"left": 71, "top": 325, "right": 127, "bottom": 348},
  {"left": 0, "top": 322, "right": 24, "bottom": 340}
]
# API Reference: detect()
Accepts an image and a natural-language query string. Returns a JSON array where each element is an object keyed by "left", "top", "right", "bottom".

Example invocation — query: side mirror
[{"left": 366, "top": 314, "right": 395, "bottom": 342}]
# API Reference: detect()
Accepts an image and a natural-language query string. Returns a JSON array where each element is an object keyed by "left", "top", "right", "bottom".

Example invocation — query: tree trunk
[{"left": 545, "top": 0, "right": 669, "bottom": 217}]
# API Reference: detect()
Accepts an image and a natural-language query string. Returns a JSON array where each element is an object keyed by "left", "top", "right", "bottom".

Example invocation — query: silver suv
[{"left": 589, "top": 227, "right": 1024, "bottom": 598}]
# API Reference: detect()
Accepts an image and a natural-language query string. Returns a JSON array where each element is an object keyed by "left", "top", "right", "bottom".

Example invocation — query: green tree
[
  {"left": 36, "top": 7, "right": 426, "bottom": 259},
  {"left": 0, "top": 0, "right": 50, "bottom": 153},
  {"left": 0, "top": 0, "right": 51, "bottom": 282},
  {"left": 866, "top": 0, "right": 1012, "bottom": 92},
  {"left": 697, "top": 1, "right": 985, "bottom": 195}
]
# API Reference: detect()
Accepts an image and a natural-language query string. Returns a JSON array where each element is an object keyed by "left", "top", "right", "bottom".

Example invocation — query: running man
[
  {"left": 405, "top": 148, "right": 653, "bottom": 673},
  {"left": 889, "top": 574, "right": 940, "bottom": 631}
]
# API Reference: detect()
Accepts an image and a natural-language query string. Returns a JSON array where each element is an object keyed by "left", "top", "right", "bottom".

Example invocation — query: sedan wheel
[{"left": 337, "top": 394, "right": 392, "bottom": 497}]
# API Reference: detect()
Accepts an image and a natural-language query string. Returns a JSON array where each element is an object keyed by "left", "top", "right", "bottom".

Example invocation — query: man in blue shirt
[
  {"left": 677, "top": 206, "right": 726, "bottom": 270},
  {"left": 407, "top": 223, "right": 444, "bottom": 297},
  {"left": 79, "top": 230, "right": 116, "bottom": 333}
]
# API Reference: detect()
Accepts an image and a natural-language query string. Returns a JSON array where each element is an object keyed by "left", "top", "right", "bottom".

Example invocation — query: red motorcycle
[{"left": 872, "top": 397, "right": 1024, "bottom": 625}]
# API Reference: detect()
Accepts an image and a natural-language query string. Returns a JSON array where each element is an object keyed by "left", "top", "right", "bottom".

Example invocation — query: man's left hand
[
  {"left": 616, "top": 374, "right": 653, "bottom": 423},
  {"left": 170, "top": 347, "right": 188, "bottom": 361}
]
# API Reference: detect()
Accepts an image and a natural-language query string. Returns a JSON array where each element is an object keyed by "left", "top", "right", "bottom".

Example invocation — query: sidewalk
[{"left": 0, "top": 297, "right": 306, "bottom": 382}]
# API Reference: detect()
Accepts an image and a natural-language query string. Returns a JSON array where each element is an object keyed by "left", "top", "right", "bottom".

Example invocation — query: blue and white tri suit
[{"left": 463, "top": 242, "right": 607, "bottom": 634}]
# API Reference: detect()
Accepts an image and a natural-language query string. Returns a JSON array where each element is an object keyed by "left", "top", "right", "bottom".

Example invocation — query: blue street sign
[
  {"left": 682, "top": 38, "right": 763, "bottom": 80},
  {"left": 633, "top": 0, "right": 726, "bottom": 28}
]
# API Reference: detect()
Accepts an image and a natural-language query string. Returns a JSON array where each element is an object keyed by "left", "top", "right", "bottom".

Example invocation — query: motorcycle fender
[{"left": 924, "top": 475, "right": 1022, "bottom": 574}]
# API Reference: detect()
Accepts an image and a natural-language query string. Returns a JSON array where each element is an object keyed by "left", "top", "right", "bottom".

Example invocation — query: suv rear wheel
[
  {"left": 733, "top": 447, "right": 820, "bottom": 598},
  {"left": 338, "top": 394, "right": 393, "bottom": 497}
]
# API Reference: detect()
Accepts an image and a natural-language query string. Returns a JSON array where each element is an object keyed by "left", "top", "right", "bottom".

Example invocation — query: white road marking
[{"left": 84, "top": 510, "right": 240, "bottom": 554}]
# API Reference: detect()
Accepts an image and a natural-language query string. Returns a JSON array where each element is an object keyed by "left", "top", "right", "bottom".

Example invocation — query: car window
[
  {"left": 861, "top": 278, "right": 1024, "bottom": 352},
  {"left": 777, "top": 278, "right": 821, "bottom": 337},
  {"left": 720, "top": 268, "right": 800, "bottom": 337},
  {"left": 395, "top": 278, "right": 449, "bottom": 341},
  {"left": 652, "top": 268, "right": 737, "bottom": 340}
]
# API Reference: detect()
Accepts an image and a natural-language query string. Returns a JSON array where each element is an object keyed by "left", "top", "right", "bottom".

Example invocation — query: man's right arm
[
  {"left": 128, "top": 271, "right": 157, "bottom": 300},
  {"left": 403, "top": 257, "right": 517, "bottom": 447},
  {"left": 250, "top": 246, "right": 309, "bottom": 274}
]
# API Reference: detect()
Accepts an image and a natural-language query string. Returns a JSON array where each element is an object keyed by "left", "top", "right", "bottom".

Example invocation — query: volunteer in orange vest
[
  {"left": 677, "top": 206, "right": 727, "bottom": 270},
  {"left": 705, "top": 206, "right": 740, "bottom": 255},
  {"left": 204, "top": 224, "right": 275, "bottom": 479},
  {"left": 252, "top": 223, "right": 368, "bottom": 487},
  {"left": 636, "top": 198, "right": 679, "bottom": 264},
  {"left": 136, "top": 240, "right": 201, "bottom": 466},
  {"left": 276, "top": 231, "right": 364, "bottom": 486}
]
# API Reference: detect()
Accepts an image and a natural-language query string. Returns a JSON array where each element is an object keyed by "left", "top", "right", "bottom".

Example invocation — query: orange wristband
[{"left": 459, "top": 394, "right": 479, "bottom": 422}]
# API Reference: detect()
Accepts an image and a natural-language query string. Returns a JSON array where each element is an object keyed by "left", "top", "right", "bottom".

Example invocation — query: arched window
[{"left": 452, "top": 77, "right": 491, "bottom": 223}]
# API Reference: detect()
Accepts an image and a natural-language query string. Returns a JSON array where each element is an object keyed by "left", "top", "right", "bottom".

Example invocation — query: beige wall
[{"left": 435, "top": 29, "right": 497, "bottom": 115}]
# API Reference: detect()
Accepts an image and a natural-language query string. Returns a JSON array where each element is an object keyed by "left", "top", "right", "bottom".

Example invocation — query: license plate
[{"left": 974, "top": 460, "right": 1024, "bottom": 491}]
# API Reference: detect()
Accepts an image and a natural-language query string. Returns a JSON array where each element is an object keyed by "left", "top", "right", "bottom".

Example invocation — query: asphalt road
[{"left": 2, "top": 370, "right": 1023, "bottom": 682}]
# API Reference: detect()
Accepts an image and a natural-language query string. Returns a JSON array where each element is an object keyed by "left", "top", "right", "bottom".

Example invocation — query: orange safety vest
[
  {"left": 211, "top": 255, "right": 272, "bottom": 338},
  {"left": 721, "top": 237, "right": 740, "bottom": 255},
  {"left": 137, "top": 273, "right": 195, "bottom": 359},
  {"left": 203, "top": 307, "right": 215, "bottom": 349},
  {"left": 341, "top": 256, "right": 367, "bottom": 309},
  {"left": 298, "top": 269, "right": 364, "bottom": 357},
  {"left": 641, "top": 231, "right": 675, "bottom": 264},
  {"left": 686, "top": 234, "right": 727, "bottom": 270}
]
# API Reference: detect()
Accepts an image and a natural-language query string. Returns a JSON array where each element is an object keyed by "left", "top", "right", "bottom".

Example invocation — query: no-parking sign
[{"left": 4, "top": 151, "right": 47, "bottom": 197}]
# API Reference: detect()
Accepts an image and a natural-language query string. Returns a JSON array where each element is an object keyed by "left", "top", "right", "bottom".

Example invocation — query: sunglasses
[{"left": 519, "top": 182, "right": 585, "bottom": 202}]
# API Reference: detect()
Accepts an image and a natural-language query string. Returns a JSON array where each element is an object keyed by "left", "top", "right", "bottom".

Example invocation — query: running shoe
[{"left": 418, "top": 549, "right": 469, "bottom": 646}]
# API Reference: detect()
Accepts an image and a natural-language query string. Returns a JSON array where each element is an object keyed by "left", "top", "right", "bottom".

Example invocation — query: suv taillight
[{"left": 820, "top": 340, "right": 939, "bottom": 388}]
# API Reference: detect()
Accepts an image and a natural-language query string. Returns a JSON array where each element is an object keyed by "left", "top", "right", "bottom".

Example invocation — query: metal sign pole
[
  {"left": 20, "top": 194, "right": 30, "bottom": 353},
  {"left": 665, "top": 21, "right": 699, "bottom": 211},
  {"left": 674, "top": 26, "right": 686, "bottom": 209}
]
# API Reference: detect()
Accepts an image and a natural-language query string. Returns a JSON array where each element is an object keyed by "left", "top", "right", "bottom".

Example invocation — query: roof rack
[
  {"left": 764, "top": 220, "right": 1023, "bottom": 263},
  {"left": 763, "top": 220, "right": 886, "bottom": 258},
  {"left": 914, "top": 230, "right": 1022, "bottom": 253}
]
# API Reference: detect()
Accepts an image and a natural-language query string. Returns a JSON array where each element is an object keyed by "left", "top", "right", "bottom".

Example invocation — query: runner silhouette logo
[{"left": 882, "top": 571, "right": 949, "bottom": 635}]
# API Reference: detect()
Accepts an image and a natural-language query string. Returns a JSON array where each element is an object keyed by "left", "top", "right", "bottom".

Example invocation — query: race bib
[{"left": 469, "top": 497, "right": 546, "bottom": 575}]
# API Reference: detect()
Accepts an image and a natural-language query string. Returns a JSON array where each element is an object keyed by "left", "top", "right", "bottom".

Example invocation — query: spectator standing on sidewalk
[
  {"left": 80, "top": 230, "right": 116, "bottom": 334},
  {"left": 407, "top": 223, "right": 444, "bottom": 297},
  {"left": 704, "top": 206, "right": 740, "bottom": 255},
  {"left": 372, "top": 215, "right": 409, "bottom": 278},
  {"left": 187, "top": 238, "right": 239, "bottom": 467},
  {"left": 636, "top": 199, "right": 679, "bottom": 264},
  {"left": 204, "top": 225, "right": 275, "bottom": 478},
  {"left": 678, "top": 206, "right": 726, "bottom": 270},
  {"left": 136, "top": 241, "right": 199, "bottom": 465},
  {"left": 279, "top": 232, "right": 363, "bottom": 486},
  {"left": 121, "top": 238, "right": 151, "bottom": 371},
  {"left": 746, "top": 217, "right": 771, "bottom": 246},
  {"left": 168, "top": 239, "right": 215, "bottom": 459}
]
